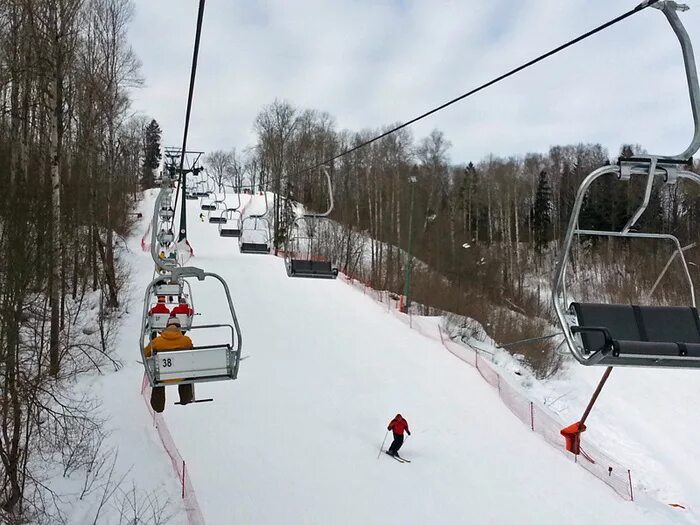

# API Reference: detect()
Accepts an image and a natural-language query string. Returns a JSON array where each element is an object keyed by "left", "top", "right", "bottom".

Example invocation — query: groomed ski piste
[{"left": 86, "top": 188, "right": 699, "bottom": 524}]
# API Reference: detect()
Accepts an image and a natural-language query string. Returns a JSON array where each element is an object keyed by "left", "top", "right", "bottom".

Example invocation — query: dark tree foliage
[
  {"left": 142, "top": 119, "right": 162, "bottom": 189},
  {"left": 532, "top": 170, "right": 552, "bottom": 253}
]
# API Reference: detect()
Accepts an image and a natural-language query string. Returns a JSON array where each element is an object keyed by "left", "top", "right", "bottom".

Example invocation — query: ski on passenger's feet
[{"left": 174, "top": 398, "right": 213, "bottom": 405}]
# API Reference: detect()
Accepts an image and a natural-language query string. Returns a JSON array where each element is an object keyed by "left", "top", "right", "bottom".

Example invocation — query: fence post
[
  {"left": 438, "top": 325, "right": 445, "bottom": 345},
  {"left": 182, "top": 461, "right": 186, "bottom": 499},
  {"left": 530, "top": 402, "right": 534, "bottom": 431},
  {"left": 628, "top": 470, "right": 634, "bottom": 501},
  {"left": 409, "top": 310, "right": 413, "bottom": 329}
]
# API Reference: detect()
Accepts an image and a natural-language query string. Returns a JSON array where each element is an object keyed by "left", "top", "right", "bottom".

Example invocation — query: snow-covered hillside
[{"left": 92, "top": 189, "right": 698, "bottom": 524}]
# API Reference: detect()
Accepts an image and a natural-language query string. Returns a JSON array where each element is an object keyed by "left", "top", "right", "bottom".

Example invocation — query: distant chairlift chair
[
  {"left": 285, "top": 167, "right": 338, "bottom": 279},
  {"left": 219, "top": 191, "right": 243, "bottom": 237},
  {"left": 239, "top": 191, "right": 272, "bottom": 254},
  {"left": 146, "top": 280, "right": 194, "bottom": 331},
  {"left": 552, "top": 1, "right": 700, "bottom": 369}
]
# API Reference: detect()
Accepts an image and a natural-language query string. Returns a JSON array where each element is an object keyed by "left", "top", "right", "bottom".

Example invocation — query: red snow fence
[
  {"left": 338, "top": 273, "right": 635, "bottom": 502},
  {"left": 141, "top": 375, "right": 206, "bottom": 524}
]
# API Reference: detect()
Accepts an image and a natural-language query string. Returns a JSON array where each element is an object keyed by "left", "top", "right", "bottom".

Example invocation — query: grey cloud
[{"left": 129, "top": 0, "right": 700, "bottom": 162}]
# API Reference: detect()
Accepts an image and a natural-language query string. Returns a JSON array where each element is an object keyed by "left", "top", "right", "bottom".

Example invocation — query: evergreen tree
[
  {"left": 533, "top": 170, "right": 552, "bottom": 253},
  {"left": 142, "top": 119, "right": 162, "bottom": 189}
]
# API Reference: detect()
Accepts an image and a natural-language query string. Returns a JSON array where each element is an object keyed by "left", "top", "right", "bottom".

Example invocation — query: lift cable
[
  {"left": 175, "top": 0, "right": 206, "bottom": 242},
  {"left": 296, "top": 0, "right": 660, "bottom": 177}
]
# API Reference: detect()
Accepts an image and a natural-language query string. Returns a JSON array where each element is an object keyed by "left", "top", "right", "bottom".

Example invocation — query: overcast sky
[{"left": 128, "top": 1, "right": 700, "bottom": 164}]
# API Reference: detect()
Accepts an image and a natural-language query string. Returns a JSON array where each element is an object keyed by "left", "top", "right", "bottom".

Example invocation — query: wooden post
[{"left": 530, "top": 402, "right": 534, "bottom": 431}]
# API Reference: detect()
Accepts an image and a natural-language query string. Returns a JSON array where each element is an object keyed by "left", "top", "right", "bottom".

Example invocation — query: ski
[
  {"left": 174, "top": 398, "right": 213, "bottom": 405},
  {"left": 385, "top": 451, "right": 408, "bottom": 463}
]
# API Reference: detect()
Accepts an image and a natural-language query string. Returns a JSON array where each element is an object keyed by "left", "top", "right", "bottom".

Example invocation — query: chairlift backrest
[
  {"left": 153, "top": 345, "right": 233, "bottom": 382},
  {"left": 149, "top": 313, "right": 171, "bottom": 330},
  {"left": 154, "top": 282, "right": 182, "bottom": 296}
]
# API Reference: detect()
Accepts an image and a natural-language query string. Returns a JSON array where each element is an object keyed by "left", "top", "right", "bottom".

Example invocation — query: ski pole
[{"left": 377, "top": 430, "right": 389, "bottom": 459}]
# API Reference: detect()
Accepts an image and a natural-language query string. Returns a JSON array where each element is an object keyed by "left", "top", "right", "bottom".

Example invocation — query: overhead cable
[
  {"left": 299, "top": 0, "right": 660, "bottom": 175},
  {"left": 176, "top": 0, "right": 206, "bottom": 242}
]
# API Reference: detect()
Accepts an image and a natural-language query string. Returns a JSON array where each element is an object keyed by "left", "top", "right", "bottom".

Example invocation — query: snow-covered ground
[{"left": 67, "top": 187, "right": 698, "bottom": 524}]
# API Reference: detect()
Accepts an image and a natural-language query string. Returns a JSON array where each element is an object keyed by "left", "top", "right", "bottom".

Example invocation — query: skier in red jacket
[
  {"left": 386, "top": 414, "right": 411, "bottom": 457},
  {"left": 148, "top": 296, "right": 170, "bottom": 315},
  {"left": 171, "top": 296, "right": 194, "bottom": 317}
]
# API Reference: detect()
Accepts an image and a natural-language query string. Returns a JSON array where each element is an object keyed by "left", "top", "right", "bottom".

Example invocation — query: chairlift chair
[
  {"left": 158, "top": 256, "right": 178, "bottom": 271},
  {"left": 200, "top": 196, "right": 216, "bottom": 211},
  {"left": 140, "top": 267, "right": 243, "bottom": 387},
  {"left": 219, "top": 209, "right": 242, "bottom": 237},
  {"left": 159, "top": 207, "right": 174, "bottom": 221},
  {"left": 146, "top": 280, "right": 195, "bottom": 331},
  {"left": 285, "top": 167, "right": 338, "bottom": 279},
  {"left": 157, "top": 229, "right": 175, "bottom": 247},
  {"left": 239, "top": 191, "right": 272, "bottom": 254},
  {"left": 208, "top": 207, "right": 227, "bottom": 224},
  {"left": 552, "top": 1, "right": 700, "bottom": 369}
]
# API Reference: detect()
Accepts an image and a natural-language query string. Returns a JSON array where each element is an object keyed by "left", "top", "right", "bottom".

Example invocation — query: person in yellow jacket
[{"left": 144, "top": 316, "right": 194, "bottom": 412}]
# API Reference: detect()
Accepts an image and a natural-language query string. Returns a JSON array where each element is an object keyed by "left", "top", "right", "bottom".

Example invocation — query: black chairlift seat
[
  {"left": 287, "top": 259, "right": 338, "bottom": 279},
  {"left": 201, "top": 204, "right": 216, "bottom": 211},
  {"left": 186, "top": 193, "right": 199, "bottom": 200},
  {"left": 239, "top": 242, "right": 270, "bottom": 254},
  {"left": 209, "top": 216, "right": 227, "bottom": 224},
  {"left": 570, "top": 302, "right": 700, "bottom": 368},
  {"left": 219, "top": 227, "right": 241, "bottom": 238}
]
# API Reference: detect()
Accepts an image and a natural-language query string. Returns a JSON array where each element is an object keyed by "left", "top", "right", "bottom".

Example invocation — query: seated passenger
[
  {"left": 171, "top": 296, "right": 194, "bottom": 317},
  {"left": 148, "top": 296, "right": 170, "bottom": 316},
  {"left": 144, "top": 316, "right": 194, "bottom": 413}
]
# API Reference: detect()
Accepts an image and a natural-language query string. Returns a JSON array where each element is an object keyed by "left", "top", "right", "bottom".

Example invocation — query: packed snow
[{"left": 69, "top": 188, "right": 698, "bottom": 524}]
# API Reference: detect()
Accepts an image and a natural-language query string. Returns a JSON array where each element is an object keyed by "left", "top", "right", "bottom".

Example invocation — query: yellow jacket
[{"left": 144, "top": 325, "right": 193, "bottom": 358}]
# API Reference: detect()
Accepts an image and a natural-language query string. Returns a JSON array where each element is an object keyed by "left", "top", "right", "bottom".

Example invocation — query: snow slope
[
  {"left": 89, "top": 190, "right": 689, "bottom": 525},
  {"left": 535, "top": 360, "right": 700, "bottom": 520}
]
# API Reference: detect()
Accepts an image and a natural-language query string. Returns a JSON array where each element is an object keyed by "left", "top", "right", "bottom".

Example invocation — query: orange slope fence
[
  {"left": 141, "top": 375, "right": 207, "bottom": 524},
  {"left": 338, "top": 272, "right": 634, "bottom": 501}
]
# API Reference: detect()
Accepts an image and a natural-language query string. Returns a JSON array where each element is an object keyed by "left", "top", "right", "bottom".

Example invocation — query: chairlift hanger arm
[
  {"left": 302, "top": 166, "right": 334, "bottom": 219},
  {"left": 653, "top": 1, "right": 700, "bottom": 161}
]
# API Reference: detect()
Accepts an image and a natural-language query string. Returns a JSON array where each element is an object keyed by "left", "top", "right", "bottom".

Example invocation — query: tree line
[
  {"left": 207, "top": 99, "right": 700, "bottom": 376},
  {"left": 0, "top": 0, "right": 162, "bottom": 521}
]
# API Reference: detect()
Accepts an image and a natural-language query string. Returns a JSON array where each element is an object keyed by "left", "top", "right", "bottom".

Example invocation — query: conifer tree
[
  {"left": 533, "top": 170, "right": 552, "bottom": 253},
  {"left": 142, "top": 119, "right": 162, "bottom": 189}
]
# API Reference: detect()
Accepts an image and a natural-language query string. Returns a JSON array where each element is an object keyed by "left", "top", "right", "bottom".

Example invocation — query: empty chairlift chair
[
  {"left": 239, "top": 191, "right": 271, "bottom": 254},
  {"left": 285, "top": 167, "right": 338, "bottom": 279},
  {"left": 218, "top": 191, "right": 243, "bottom": 237},
  {"left": 219, "top": 210, "right": 242, "bottom": 237},
  {"left": 200, "top": 195, "right": 216, "bottom": 211},
  {"left": 552, "top": 2, "right": 700, "bottom": 369},
  {"left": 208, "top": 205, "right": 227, "bottom": 224}
]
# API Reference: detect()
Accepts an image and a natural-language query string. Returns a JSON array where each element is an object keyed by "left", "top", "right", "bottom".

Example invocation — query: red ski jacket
[
  {"left": 388, "top": 416, "right": 410, "bottom": 435},
  {"left": 171, "top": 304, "right": 194, "bottom": 316},
  {"left": 149, "top": 303, "right": 171, "bottom": 315}
]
